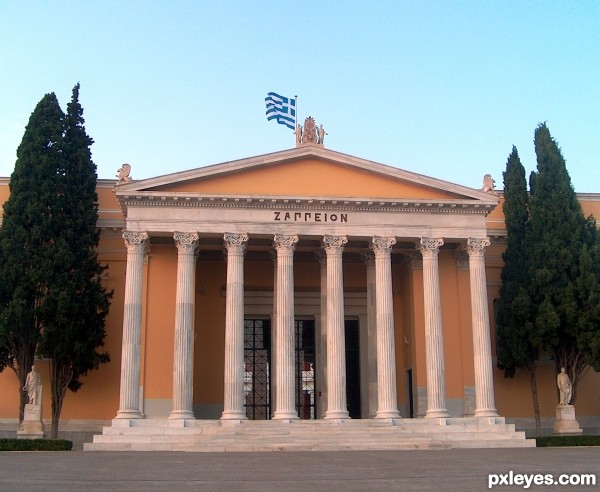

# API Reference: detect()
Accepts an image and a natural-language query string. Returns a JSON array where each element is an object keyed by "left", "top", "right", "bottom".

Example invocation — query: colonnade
[{"left": 115, "top": 231, "right": 497, "bottom": 421}]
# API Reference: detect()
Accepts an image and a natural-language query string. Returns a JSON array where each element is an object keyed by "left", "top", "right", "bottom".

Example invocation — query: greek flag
[{"left": 265, "top": 92, "right": 296, "bottom": 130}]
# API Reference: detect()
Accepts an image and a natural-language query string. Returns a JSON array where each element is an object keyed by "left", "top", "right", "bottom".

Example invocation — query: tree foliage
[
  {"left": 496, "top": 147, "right": 534, "bottom": 376},
  {"left": 497, "top": 123, "right": 600, "bottom": 416},
  {"left": 0, "top": 93, "right": 65, "bottom": 422},
  {"left": 495, "top": 147, "right": 542, "bottom": 434},
  {"left": 526, "top": 123, "right": 598, "bottom": 401},
  {"left": 0, "top": 86, "right": 111, "bottom": 435},
  {"left": 36, "top": 84, "right": 111, "bottom": 438}
]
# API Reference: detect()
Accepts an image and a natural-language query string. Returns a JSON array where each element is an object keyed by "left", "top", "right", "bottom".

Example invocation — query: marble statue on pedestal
[
  {"left": 18, "top": 365, "right": 44, "bottom": 439},
  {"left": 557, "top": 367, "right": 572, "bottom": 405},
  {"left": 24, "top": 365, "right": 42, "bottom": 406},
  {"left": 554, "top": 367, "right": 582, "bottom": 435}
]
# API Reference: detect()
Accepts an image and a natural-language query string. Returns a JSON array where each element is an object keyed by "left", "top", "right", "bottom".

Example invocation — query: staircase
[{"left": 84, "top": 417, "right": 535, "bottom": 452}]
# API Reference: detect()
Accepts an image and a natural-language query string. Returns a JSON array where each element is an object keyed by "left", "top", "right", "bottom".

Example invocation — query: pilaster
[{"left": 362, "top": 252, "right": 378, "bottom": 418}]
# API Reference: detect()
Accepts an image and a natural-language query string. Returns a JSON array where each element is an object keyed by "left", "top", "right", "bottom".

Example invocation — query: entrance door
[
  {"left": 295, "top": 320, "right": 316, "bottom": 419},
  {"left": 244, "top": 319, "right": 271, "bottom": 419},
  {"left": 244, "top": 318, "right": 317, "bottom": 420},
  {"left": 345, "top": 319, "right": 361, "bottom": 418}
]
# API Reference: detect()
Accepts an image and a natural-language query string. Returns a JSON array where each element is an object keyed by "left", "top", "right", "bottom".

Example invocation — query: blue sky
[{"left": 1, "top": 1, "right": 598, "bottom": 192}]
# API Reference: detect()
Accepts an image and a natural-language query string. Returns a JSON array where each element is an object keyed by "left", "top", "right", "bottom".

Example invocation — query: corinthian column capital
[
  {"left": 417, "top": 238, "right": 444, "bottom": 258},
  {"left": 322, "top": 235, "right": 348, "bottom": 256},
  {"left": 465, "top": 238, "right": 491, "bottom": 258},
  {"left": 123, "top": 231, "right": 150, "bottom": 254},
  {"left": 273, "top": 234, "right": 299, "bottom": 253},
  {"left": 174, "top": 232, "right": 199, "bottom": 254},
  {"left": 370, "top": 236, "right": 396, "bottom": 259},
  {"left": 224, "top": 233, "right": 249, "bottom": 255}
]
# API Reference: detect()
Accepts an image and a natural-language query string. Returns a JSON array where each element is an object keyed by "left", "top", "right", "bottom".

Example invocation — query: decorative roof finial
[
  {"left": 115, "top": 163, "right": 132, "bottom": 186},
  {"left": 482, "top": 174, "right": 495, "bottom": 193}
]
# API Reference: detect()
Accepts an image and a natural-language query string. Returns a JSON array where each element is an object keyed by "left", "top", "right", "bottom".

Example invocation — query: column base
[
  {"left": 169, "top": 410, "right": 195, "bottom": 420},
  {"left": 272, "top": 411, "right": 299, "bottom": 420},
  {"left": 425, "top": 409, "right": 449, "bottom": 418},
  {"left": 474, "top": 408, "right": 499, "bottom": 417},
  {"left": 376, "top": 410, "right": 401, "bottom": 419},
  {"left": 115, "top": 410, "right": 143, "bottom": 419},
  {"left": 324, "top": 410, "right": 350, "bottom": 419},
  {"left": 221, "top": 411, "right": 248, "bottom": 421}
]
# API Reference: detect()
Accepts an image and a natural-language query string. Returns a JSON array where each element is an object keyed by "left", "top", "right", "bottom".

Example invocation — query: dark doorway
[
  {"left": 244, "top": 319, "right": 271, "bottom": 420},
  {"left": 407, "top": 368, "right": 414, "bottom": 418},
  {"left": 295, "top": 320, "right": 316, "bottom": 419},
  {"left": 345, "top": 319, "right": 361, "bottom": 418}
]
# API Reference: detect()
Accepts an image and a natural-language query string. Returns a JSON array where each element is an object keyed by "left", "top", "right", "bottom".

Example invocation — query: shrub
[{"left": 0, "top": 438, "right": 72, "bottom": 451}]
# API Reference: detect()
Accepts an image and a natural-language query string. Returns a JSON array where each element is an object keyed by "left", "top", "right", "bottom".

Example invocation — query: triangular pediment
[{"left": 116, "top": 146, "right": 495, "bottom": 205}]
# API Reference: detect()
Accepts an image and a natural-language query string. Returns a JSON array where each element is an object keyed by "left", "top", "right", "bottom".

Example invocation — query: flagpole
[{"left": 295, "top": 95, "right": 299, "bottom": 128}]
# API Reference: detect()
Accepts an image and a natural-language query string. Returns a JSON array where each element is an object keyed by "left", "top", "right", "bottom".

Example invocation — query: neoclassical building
[{"left": 0, "top": 139, "right": 599, "bottom": 449}]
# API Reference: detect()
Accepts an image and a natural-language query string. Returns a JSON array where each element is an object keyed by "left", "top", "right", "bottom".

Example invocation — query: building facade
[{"left": 0, "top": 144, "right": 599, "bottom": 435}]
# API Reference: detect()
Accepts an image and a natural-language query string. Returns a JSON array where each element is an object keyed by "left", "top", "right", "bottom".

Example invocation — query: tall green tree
[
  {"left": 0, "top": 93, "right": 65, "bottom": 422},
  {"left": 573, "top": 221, "right": 600, "bottom": 372},
  {"left": 527, "top": 122, "right": 596, "bottom": 402},
  {"left": 495, "top": 146, "right": 542, "bottom": 434},
  {"left": 37, "top": 84, "right": 111, "bottom": 439}
]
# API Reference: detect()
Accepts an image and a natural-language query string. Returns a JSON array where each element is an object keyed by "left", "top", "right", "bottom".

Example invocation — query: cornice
[{"left": 117, "top": 192, "right": 497, "bottom": 216}]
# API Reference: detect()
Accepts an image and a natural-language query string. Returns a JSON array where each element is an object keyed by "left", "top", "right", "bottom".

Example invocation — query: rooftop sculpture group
[{"left": 295, "top": 117, "right": 327, "bottom": 147}]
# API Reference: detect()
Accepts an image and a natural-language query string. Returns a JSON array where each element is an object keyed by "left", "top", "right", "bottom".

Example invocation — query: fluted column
[
  {"left": 323, "top": 235, "right": 350, "bottom": 419},
  {"left": 116, "top": 231, "right": 149, "bottom": 419},
  {"left": 272, "top": 234, "right": 299, "bottom": 420},
  {"left": 417, "top": 238, "right": 449, "bottom": 418},
  {"left": 362, "top": 252, "right": 378, "bottom": 418},
  {"left": 169, "top": 232, "right": 199, "bottom": 420},
  {"left": 317, "top": 251, "right": 328, "bottom": 419},
  {"left": 221, "top": 233, "right": 249, "bottom": 420},
  {"left": 371, "top": 237, "right": 401, "bottom": 419},
  {"left": 466, "top": 238, "right": 498, "bottom": 417}
]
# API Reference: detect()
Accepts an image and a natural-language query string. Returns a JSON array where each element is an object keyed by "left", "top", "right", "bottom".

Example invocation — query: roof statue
[
  {"left": 115, "top": 163, "right": 133, "bottom": 186},
  {"left": 482, "top": 174, "right": 495, "bottom": 193},
  {"left": 296, "top": 117, "right": 327, "bottom": 147}
]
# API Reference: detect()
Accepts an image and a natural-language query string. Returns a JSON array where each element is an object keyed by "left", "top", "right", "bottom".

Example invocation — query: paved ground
[{"left": 0, "top": 447, "right": 598, "bottom": 491}]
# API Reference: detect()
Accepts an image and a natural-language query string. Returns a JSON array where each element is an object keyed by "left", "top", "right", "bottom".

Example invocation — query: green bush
[
  {"left": 0, "top": 438, "right": 72, "bottom": 451},
  {"left": 536, "top": 435, "right": 600, "bottom": 447}
]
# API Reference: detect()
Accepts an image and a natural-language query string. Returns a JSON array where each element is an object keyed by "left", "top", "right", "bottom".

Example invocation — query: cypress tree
[
  {"left": 0, "top": 93, "right": 65, "bottom": 422},
  {"left": 37, "top": 84, "right": 111, "bottom": 439},
  {"left": 527, "top": 123, "right": 592, "bottom": 401},
  {"left": 574, "top": 220, "right": 600, "bottom": 372},
  {"left": 495, "top": 146, "right": 542, "bottom": 434}
]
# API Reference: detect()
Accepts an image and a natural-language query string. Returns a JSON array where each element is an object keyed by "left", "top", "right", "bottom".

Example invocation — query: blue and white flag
[{"left": 265, "top": 92, "right": 296, "bottom": 130}]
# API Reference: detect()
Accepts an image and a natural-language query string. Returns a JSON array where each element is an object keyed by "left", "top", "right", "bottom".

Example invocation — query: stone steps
[{"left": 85, "top": 417, "right": 535, "bottom": 452}]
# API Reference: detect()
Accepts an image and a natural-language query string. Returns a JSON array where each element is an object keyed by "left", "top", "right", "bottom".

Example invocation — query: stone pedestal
[
  {"left": 17, "top": 404, "right": 44, "bottom": 439},
  {"left": 553, "top": 405, "right": 583, "bottom": 435}
]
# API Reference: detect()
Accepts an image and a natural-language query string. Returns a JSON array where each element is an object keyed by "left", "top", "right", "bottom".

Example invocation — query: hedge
[
  {"left": 0, "top": 439, "right": 73, "bottom": 451},
  {"left": 536, "top": 435, "right": 600, "bottom": 447}
]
